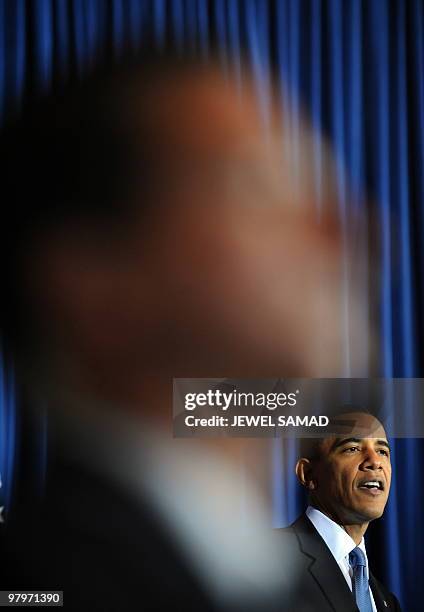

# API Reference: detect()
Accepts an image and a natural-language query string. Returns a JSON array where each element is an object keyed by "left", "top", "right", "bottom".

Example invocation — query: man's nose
[{"left": 362, "top": 448, "right": 382, "bottom": 470}]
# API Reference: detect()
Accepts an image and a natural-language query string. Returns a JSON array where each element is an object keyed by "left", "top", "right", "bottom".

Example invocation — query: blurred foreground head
[{"left": 0, "top": 55, "right": 371, "bottom": 410}]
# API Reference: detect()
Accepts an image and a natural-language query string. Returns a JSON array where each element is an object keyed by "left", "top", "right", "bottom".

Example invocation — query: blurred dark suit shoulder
[
  {"left": 276, "top": 514, "right": 402, "bottom": 612},
  {"left": 0, "top": 457, "right": 215, "bottom": 612}
]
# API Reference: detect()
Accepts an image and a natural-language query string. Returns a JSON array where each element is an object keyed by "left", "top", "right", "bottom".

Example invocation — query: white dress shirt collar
[{"left": 306, "top": 505, "right": 370, "bottom": 577}]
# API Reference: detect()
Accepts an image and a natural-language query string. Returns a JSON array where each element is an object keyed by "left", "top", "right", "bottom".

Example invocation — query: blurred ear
[{"left": 295, "top": 458, "right": 316, "bottom": 491}]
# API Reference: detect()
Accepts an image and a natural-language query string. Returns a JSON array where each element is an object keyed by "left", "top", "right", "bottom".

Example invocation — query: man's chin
[{"left": 354, "top": 504, "right": 386, "bottom": 522}]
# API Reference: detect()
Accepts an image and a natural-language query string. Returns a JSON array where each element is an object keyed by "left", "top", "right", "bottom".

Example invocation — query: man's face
[
  {"left": 28, "top": 68, "right": 370, "bottom": 404},
  {"left": 310, "top": 413, "right": 392, "bottom": 524}
]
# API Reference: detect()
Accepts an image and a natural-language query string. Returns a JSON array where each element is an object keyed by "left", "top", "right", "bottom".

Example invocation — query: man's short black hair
[
  {"left": 298, "top": 406, "right": 384, "bottom": 461},
  {"left": 296, "top": 379, "right": 387, "bottom": 460}
]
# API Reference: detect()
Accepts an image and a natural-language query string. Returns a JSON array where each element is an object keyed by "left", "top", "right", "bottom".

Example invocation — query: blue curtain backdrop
[{"left": 0, "top": 1, "right": 423, "bottom": 610}]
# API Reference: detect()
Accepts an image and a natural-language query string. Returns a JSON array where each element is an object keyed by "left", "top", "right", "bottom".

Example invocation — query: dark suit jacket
[
  {"left": 1, "top": 457, "right": 219, "bottom": 612},
  {"left": 277, "top": 514, "right": 402, "bottom": 612},
  {"left": 0, "top": 453, "right": 288, "bottom": 612}
]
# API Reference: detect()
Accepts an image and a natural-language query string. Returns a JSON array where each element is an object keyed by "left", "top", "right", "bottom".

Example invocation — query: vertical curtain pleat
[
  {"left": 128, "top": 0, "right": 145, "bottom": 51},
  {"left": 196, "top": 0, "right": 209, "bottom": 59},
  {"left": 34, "top": 0, "right": 53, "bottom": 90},
  {"left": 171, "top": 0, "right": 184, "bottom": 54},
  {"left": 310, "top": 0, "right": 323, "bottom": 217},
  {"left": 244, "top": 0, "right": 271, "bottom": 128},
  {"left": 370, "top": 0, "right": 393, "bottom": 377},
  {"left": 0, "top": 1, "right": 4, "bottom": 117},
  {"left": 227, "top": 0, "right": 241, "bottom": 90},
  {"left": 0, "top": 355, "right": 15, "bottom": 511},
  {"left": 152, "top": 0, "right": 166, "bottom": 50},
  {"left": 54, "top": 0, "right": 71, "bottom": 78},
  {"left": 396, "top": 1, "right": 415, "bottom": 378}
]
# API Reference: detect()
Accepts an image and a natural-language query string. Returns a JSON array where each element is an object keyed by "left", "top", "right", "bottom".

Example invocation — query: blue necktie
[{"left": 349, "top": 547, "right": 373, "bottom": 612}]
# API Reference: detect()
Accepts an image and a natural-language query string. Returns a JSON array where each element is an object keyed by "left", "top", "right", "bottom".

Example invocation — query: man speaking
[{"left": 281, "top": 410, "right": 402, "bottom": 611}]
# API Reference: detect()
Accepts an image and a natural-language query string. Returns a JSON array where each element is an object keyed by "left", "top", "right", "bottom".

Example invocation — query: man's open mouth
[{"left": 357, "top": 479, "right": 384, "bottom": 492}]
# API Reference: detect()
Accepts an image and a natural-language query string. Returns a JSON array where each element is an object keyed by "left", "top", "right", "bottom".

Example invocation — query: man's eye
[
  {"left": 377, "top": 449, "right": 389, "bottom": 456},
  {"left": 344, "top": 447, "right": 359, "bottom": 453}
]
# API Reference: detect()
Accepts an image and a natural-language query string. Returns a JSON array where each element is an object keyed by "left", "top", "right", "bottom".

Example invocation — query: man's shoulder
[
  {"left": 275, "top": 513, "right": 315, "bottom": 541},
  {"left": 275, "top": 514, "right": 403, "bottom": 612},
  {"left": 274, "top": 513, "right": 319, "bottom": 562},
  {"left": 1, "top": 460, "right": 215, "bottom": 611}
]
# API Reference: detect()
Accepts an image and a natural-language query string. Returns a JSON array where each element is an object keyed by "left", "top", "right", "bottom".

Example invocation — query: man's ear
[{"left": 295, "top": 458, "right": 316, "bottom": 491}]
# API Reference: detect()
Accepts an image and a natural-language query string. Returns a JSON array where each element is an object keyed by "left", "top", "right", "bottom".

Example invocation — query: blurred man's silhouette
[{"left": 0, "top": 53, "right": 370, "bottom": 611}]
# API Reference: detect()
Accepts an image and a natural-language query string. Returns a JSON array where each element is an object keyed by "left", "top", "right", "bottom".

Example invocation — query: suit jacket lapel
[{"left": 292, "top": 515, "right": 359, "bottom": 612}]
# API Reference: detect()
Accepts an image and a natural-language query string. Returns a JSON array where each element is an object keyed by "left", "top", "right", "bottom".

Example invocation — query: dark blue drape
[{"left": 0, "top": 1, "right": 422, "bottom": 609}]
